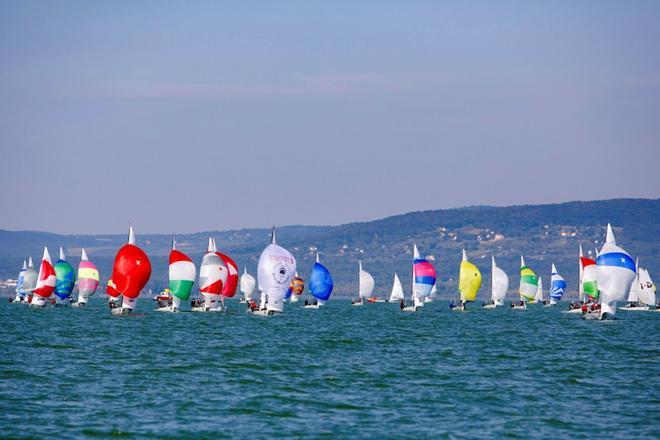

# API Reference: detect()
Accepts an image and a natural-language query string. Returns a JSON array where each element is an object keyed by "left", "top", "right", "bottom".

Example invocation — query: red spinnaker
[{"left": 112, "top": 243, "right": 152, "bottom": 299}]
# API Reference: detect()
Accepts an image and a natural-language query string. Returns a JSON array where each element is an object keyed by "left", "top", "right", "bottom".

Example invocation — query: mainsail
[
  {"left": 637, "top": 267, "right": 656, "bottom": 306},
  {"left": 169, "top": 238, "right": 196, "bottom": 305},
  {"left": 389, "top": 273, "right": 404, "bottom": 302},
  {"left": 257, "top": 228, "right": 296, "bottom": 312},
  {"left": 533, "top": 277, "right": 544, "bottom": 303},
  {"left": 491, "top": 256, "right": 509, "bottom": 304},
  {"left": 358, "top": 261, "right": 375, "bottom": 299},
  {"left": 596, "top": 224, "right": 636, "bottom": 317},
  {"left": 54, "top": 247, "right": 76, "bottom": 301},
  {"left": 111, "top": 226, "right": 152, "bottom": 311},
  {"left": 77, "top": 248, "right": 99, "bottom": 305},
  {"left": 309, "top": 253, "right": 333, "bottom": 303},
  {"left": 33, "top": 247, "right": 56, "bottom": 305},
  {"left": 240, "top": 268, "right": 257, "bottom": 301},
  {"left": 519, "top": 255, "right": 538, "bottom": 301},
  {"left": 549, "top": 263, "right": 566, "bottom": 302},
  {"left": 458, "top": 249, "right": 482, "bottom": 303}
]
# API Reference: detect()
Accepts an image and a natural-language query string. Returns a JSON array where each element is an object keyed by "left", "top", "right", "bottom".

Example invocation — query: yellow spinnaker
[{"left": 459, "top": 260, "right": 482, "bottom": 302}]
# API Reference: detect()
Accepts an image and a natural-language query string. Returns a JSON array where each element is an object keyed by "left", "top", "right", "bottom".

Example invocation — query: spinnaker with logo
[
  {"left": 252, "top": 227, "right": 296, "bottom": 315},
  {"left": 54, "top": 247, "right": 76, "bottom": 305},
  {"left": 32, "top": 247, "right": 56, "bottom": 307},
  {"left": 110, "top": 226, "right": 152, "bottom": 315},
  {"left": 75, "top": 248, "right": 99, "bottom": 307}
]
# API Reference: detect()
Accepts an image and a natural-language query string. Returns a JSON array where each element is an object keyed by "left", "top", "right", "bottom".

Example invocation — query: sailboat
[
  {"left": 587, "top": 224, "right": 636, "bottom": 320},
  {"left": 568, "top": 250, "right": 599, "bottom": 313},
  {"left": 109, "top": 226, "right": 152, "bottom": 315},
  {"left": 532, "top": 277, "right": 544, "bottom": 304},
  {"left": 423, "top": 284, "right": 438, "bottom": 303},
  {"left": 402, "top": 244, "right": 436, "bottom": 312},
  {"left": 483, "top": 256, "right": 508, "bottom": 309},
  {"left": 513, "top": 255, "right": 537, "bottom": 309},
  {"left": 389, "top": 273, "right": 404, "bottom": 303},
  {"left": 74, "top": 249, "right": 99, "bottom": 307},
  {"left": 54, "top": 247, "right": 76, "bottom": 306},
  {"left": 106, "top": 279, "right": 121, "bottom": 306},
  {"left": 452, "top": 249, "right": 482, "bottom": 311},
  {"left": 213, "top": 238, "right": 239, "bottom": 308},
  {"left": 32, "top": 247, "right": 56, "bottom": 307},
  {"left": 12, "top": 260, "right": 27, "bottom": 303},
  {"left": 250, "top": 227, "right": 296, "bottom": 316},
  {"left": 239, "top": 268, "right": 256, "bottom": 304},
  {"left": 304, "top": 253, "right": 333, "bottom": 309},
  {"left": 288, "top": 273, "right": 304, "bottom": 303},
  {"left": 193, "top": 237, "right": 228, "bottom": 312},
  {"left": 20, "top": 257, "right": 38, "bottom": 305},
  {"left": 547, "top": 264, "right": 566, "bottom": 306},
  {"left": 157, "top": 238, "right": 196, "bottom": 312},
  {"left": 352, "top": 261, "right": 375, "bottom": 306},
  {"left": 621, "top": 260, "right": 656, "bottom": 311}
]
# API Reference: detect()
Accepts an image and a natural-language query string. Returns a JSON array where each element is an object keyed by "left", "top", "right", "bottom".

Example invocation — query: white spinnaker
[
  {"left": 358, "top": 261, "right": 375, "bottom": 299},
  {"left": 491, "top": 256, "right": 509, "bottom": 303},
  {"left": 257, "top": 239, "right": 296, "bottom": 313},
  {"left": 637, "top": 268, "right": 656, "bottom": 306},
  {"left": 240, "top": 268, "right": 256, "bottom": 301},
  {"left": 533, "top": 277, "right": 543, "bottom": 302},
  {"left": 389, "top": 273, "right": 404, "bottom": 302}
]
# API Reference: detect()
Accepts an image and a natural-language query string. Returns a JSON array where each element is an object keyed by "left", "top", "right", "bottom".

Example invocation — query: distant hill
[{"left": 1, "top": 198, "right": 658, "bottom": 300}]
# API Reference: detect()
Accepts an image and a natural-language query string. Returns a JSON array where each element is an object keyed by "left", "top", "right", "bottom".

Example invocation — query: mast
[
  {"left": 578, "top": 244, "right": 584, "bottom": 303},
  {"left": 491, "top": 255, "right": 496, "bottom": 301}
]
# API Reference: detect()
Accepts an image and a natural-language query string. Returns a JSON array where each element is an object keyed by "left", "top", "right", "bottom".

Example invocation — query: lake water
[{"left": 1, "top": 299, "right": 658, "bottom": 439}]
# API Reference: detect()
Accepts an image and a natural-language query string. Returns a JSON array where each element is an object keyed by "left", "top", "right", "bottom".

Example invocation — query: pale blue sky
[{"left": 1, "top": 1, "right": 659, "bottom": 233}]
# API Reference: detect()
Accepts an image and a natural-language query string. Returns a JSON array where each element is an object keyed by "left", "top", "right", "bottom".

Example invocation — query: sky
[{"left": 1, "top": 1, "right": 659, "bottom": 234}]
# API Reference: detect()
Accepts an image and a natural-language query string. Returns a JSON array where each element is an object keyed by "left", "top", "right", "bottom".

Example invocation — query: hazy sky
[{"left": 1, "top": 1, "right": 659, "bottom": 234}]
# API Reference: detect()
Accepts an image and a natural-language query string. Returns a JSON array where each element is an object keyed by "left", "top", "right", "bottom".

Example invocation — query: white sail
[
  {"left": 627, "top": 264, "right": 641, "bottom": 303},
  {"left": 596, "top": 224, "right": 636, "bottom": 317},
  {"left": 358, "top": 261, "right": 375, "bottom": 299},
  {"left": 491, "top": 256, "right": 509, "bottom": 304},
  {"left": 240, "top": 268, "right": 257, "bottom": 301},
  {"left": 389, "top": 273, "right": 404, "bottom": 301},
  {"left": 257, "top": 229, "right": 296, "bottom": 313},
  {"left": 533, "top": 277, "right": 543, "bottom": 303},
  {"left": 637, "top": 268, "right": 656, "bottom": 306}
]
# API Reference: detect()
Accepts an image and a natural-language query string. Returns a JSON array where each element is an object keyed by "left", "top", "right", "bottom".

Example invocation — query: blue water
[{"left": 1, "top": 299, "right": 658, "bottom": 439}]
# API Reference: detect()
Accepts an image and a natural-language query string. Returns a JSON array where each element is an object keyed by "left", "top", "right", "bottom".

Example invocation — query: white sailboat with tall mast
[
  {"left": 239, "top": 267, "right": 256, "bottom": 304},
  {"left": 621, "top": 259, "right": 656, "bottom": 311},
  {"left": 389, "top": 273, "right": 404, "bottom": 303},
  {"left": 483, "top": 256, "right": 508, "bottom": 309},
  {"left": 352, "top": 261, "right": 375, "bottom": 306}
]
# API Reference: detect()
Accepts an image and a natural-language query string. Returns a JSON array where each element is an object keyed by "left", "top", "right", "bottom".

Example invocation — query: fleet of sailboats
[{"left": 8, "top": 222, "right": 656, "bottom": 320}]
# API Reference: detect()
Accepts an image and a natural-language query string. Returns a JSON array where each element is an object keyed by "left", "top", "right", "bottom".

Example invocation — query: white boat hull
[
  {"left": 620, "top": 304, "right": 650, "bottom": 311},
  {"left": 482, "top": 303, "right": 497, "bottom": 309},
  {"left": 401, "top": 306, "right": 418, "bottom": 312},
  {"left": 303, "top": 304, "right": 321, "bottom": 309},
  {"left": 248, "top": 309, "right": 279, "bottom": 316},
  {"left": 191, "top": 305, "right": 224, "bottom": 313},
  {"left": 111, "top": 307, "right": 132, "bottom": 316}
]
